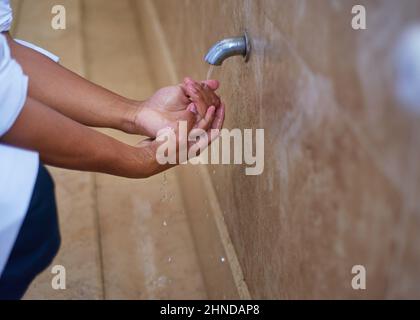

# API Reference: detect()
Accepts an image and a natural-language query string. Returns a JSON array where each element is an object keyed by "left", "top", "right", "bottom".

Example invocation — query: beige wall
[
  {"left": 11, "top": 0, "right": 420, "bottom": 300},
  {"left": 138, "top": 0, "right": 420, "bottom": 299}
]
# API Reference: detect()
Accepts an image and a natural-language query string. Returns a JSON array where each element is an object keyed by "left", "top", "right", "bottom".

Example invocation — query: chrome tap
[{"left": 204, "top": 32, "right": 251, "bottom": 66}]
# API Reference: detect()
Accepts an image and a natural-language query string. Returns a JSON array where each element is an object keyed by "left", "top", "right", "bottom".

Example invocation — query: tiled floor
[{"left": 10, "top": 0, "right": 207, "bottom": 299}]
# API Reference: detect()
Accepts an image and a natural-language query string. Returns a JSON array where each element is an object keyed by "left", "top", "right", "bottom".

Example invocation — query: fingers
[
  {"left": 198, "top": 105, "right": 216, "bottom": 131},
  {"left": 183, "top": 109, "right": 197, "bottom": 132},
  {"left": 184, "top": 77, "right": 219, "bottom": 91},
  {"left": 178, "top": 84, "right": 192, "bottom": 105},
  {"left": 182, "top": 78, "right": 224, "bottom": 156},
  {"left": 202, "top": 79, "right": 219, "bottom": 90},
  {"left": 188, "top": 83, "right": 209, "bottom": 117},
  {"left": 186, "top": 102, "right": 204, "bottom": 125},
  {"left": 187, "top": 102, "right": 224, "bottom": 158},
  {"left": 187, "top": 102, "right": 197, "bottom": 114},
  {"left": 190, "top": 106, "right": 216, "bottom": 137},
  {"left": 211, "top": 102, "right": 225, "bottom": 130},
  {"left": 203, "top": 103, "right": 224, "bottom": 145},
  {"left": 183, "top": 79, "right": 221, "bottom": 118},
  {"left": 198, "top": 79, "right": 221, "bottom": 108}
]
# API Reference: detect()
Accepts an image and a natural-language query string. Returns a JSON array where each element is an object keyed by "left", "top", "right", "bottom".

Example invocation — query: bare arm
[
  {"left": 5, "top": 32, "right": 139, "bottom": 134},
  {"left": 1, "top": 97, "right": 163, "bottom": 178}
]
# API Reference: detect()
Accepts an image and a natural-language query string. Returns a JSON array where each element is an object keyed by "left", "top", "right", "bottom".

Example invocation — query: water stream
[{"left": 206, "top": 65, "right": 216, "bottom": 80}]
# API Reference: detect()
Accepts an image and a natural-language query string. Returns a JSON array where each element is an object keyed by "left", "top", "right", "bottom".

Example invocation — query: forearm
[
  {"left": 5, "top": 33, "right": 139, "bottom": 133},
  {"left": 1, "top": 97, "right": 161, "bottom": 178}
]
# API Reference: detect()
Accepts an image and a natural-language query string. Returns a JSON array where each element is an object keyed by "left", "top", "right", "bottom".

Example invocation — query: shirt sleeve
[
  {"left": 0, "top": 0, "right": 12, "bottom": 32},
  {"left": 0, "top": 33, "right": 28, "bottom": 137}
]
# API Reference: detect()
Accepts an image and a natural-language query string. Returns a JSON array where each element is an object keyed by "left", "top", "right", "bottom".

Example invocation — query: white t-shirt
[{"left": 0, "top": 0, "right": 58, "bottom": 277}]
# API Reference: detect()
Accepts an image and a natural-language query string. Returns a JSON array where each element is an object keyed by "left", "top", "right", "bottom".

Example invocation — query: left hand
[{"left": 130, "top": 78, "right": 221, "bottom": 138}]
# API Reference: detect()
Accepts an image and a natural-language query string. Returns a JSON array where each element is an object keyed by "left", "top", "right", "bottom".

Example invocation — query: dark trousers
[{"left": 0, "top": 164, "right": 61, "bottom": 300}]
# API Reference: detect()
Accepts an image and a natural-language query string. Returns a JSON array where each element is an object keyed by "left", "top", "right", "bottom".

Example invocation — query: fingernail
[{"left": 188, "top": 104, "right": 197, "bottom": 114}]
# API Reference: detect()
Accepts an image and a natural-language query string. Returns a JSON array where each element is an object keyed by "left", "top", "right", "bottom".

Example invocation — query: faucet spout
[{"left": 204, "top": 32, "right": 251, "bottom": 66}]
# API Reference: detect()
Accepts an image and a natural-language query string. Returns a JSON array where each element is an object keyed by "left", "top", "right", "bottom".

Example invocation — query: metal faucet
[{"left": 204, "top": 32, "right": 251, "bottom": 66}]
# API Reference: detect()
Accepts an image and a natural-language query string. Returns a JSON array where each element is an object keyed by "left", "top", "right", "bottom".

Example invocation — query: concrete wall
[{"left": 137, "top": 0, "right": 420, "bottom": 299}]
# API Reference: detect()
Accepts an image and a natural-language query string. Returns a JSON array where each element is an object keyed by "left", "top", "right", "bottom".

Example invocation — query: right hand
[{"left": 136, "top": 102, "right": 225, "bottom": 169}]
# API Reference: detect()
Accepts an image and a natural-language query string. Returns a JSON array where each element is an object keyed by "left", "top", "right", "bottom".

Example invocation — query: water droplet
[
  {"left": 220, "top": 257, "right": 226, "bottom": 263},
  {"left": 155, "top": 275, "right": 169, "bottom": 287},
  {"left": 168, "top": 257, "right": 172, "bottom": 263},
  {"left": 163, "top": 220, "right": 167, "bottom": 227}
]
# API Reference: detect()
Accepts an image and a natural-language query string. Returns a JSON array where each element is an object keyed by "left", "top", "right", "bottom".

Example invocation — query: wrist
[
  {"left": 120, "top": 99, "right": 145, "bottom": 135},
  {"left": 98, "top": 138, "right": 149, "bottom": 178},
  {"left": 120, "top": 142, "right": 165, "bottom": 178}
]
